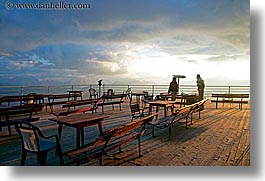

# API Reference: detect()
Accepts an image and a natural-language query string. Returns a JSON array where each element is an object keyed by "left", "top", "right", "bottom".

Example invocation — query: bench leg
[
  {"left": 8, "top": 125, "right": 12, "bottom": 135},
  {"left": 239, "top": 102, "right": 242, "bottom": 110},
  {"left": 169, "top": 125, "right": 172, "bottom": 140},
  {"left": 81, "top": 127, "right": 85, "bottom": 146},
  {"left": 98, "top": 121, "right": 103, "bottom": 136},
  {"left": 186, "top": 117, "right": 189, "bottom": 129},
  {"left": 58, "top": 124, "right": 63, "bottom": 140},
  {"left": 138, "top": 137, "right": 142, "bottom": 157},
  {"left": 99, "top": 155, "right": 103, "bottom": 166}
]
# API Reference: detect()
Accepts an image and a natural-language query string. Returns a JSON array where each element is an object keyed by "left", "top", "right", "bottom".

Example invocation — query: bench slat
[
  {"left": 64, "top": 114, "right": 156, "bottom": 165},
  {"left": 211, "top": 93, "right": 249, "bottom": 110},
  {"left": 149, "top": 99, "right": 208, "bottom": 140}
]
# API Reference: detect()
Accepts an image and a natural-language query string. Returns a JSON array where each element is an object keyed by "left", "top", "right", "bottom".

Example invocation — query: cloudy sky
[{"left": 0, "top": 0, "right": 250, "bottom": 86}]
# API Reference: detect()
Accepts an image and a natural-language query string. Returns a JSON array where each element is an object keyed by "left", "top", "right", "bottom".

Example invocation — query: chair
[
  {"left": 88, "top": 88, "right": 98, "bottom": 99},
  {"left": 130, "top": 103, "right": 149, "bottom": 121},
  {"left": 143, "top": 95, "right": 153, "bottom": 104},
  {"left": 105, "top": 89, "right": 114, "bottom": 101},
  {"left": 155, "top": 94, "right": 168, "bottom": 101},
  {"left": 142, "top": 94, "right": 153, "bottom": 112},
  {"left": 123, "top": 88, "right": 132, "bottom": 99},
  {"left": 106, "top": 89, "right": 114, "bottom": 96},
  {"left": 15, "top": 121, "right": 64, "bottom": 166}
]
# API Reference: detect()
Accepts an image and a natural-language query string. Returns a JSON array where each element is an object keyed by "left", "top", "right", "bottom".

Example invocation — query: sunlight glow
[{"left": 125, "top": 45, "right": 250, "bottom": 85}]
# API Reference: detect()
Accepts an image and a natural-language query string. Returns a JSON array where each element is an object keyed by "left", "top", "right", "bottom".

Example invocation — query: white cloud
[{"left": 0, "top": 0, "right": 250, "bottom": 86}]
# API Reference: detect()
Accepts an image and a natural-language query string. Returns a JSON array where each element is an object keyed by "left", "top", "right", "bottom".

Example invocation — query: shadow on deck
[{"left": 0, "top": 99, "right": 250, "bottom": 166}]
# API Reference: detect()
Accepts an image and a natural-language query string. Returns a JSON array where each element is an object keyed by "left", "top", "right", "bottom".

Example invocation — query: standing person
[
  {"left": 196, "top": 74, "right": 205, "bottom": 101},
  {"left": 168, "top": 77, "right": 179, "bottom": 100}
]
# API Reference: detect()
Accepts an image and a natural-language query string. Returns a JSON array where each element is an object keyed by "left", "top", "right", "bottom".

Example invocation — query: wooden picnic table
[
  {"left": 67, "top": 91, "right": 83, "bottom": 101},
  {"left": 49, "top": 114, "right": 108, "bottom": 148},
  {"left": 148, "top": 100, "right": 179, "bottom": 117},
  {"left": 155, "top": 94, "right": 199, "bottom": 107}
]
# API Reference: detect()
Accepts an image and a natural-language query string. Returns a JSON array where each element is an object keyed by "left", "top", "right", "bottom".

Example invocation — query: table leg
[
  {"left": 58, "top": 124, "right": 63, "bottom": 139},
  {"left": 180, "top": 98, "right": 183, "bottom": 108},
  {"left": 155, "top": 106, "right": 159, "bottom": 119},
  {"left": 164, "top": 106, "right": 167, "bottom": 117},
  {"left": 98, "top": 121, "right": 103, "bottom": 135},
  {"left": 170, "top": 104, "right": 174, "bottom": 115},
  {"left": 76, "top": 126, "right": 81, "bottom": 148},
  {"left": 148, "top": 105, "right": 152, "bottom": 115}
]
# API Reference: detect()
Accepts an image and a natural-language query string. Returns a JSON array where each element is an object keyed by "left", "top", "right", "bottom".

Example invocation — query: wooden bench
[
  {"left": 155, "top": 94, "right": 199, "bottom": 107},
  {"left": 46, "top": 94, "right": 77, "bottom": 112},
  {"left": 51, "top": 98, "right": 101, "bottom": 117},
  {"left": 64, "top": 114, "right": 156, "bottom": 165},
  {"left": 0, "top": 104, "right": 44, "bottom": 135},
  {"left": 211, "top": 93, "right": 249, "bottom": 110},
  {"left": 149, "top": 99, "right": 208, "bottom": 140},
  {"left": 190, "top": 98, "right": 208, "bottom": 119},
  {"left": 0, "top": 94, "right": 45, "bottom": 106},
  {"left": 0, "top": 95, "right": 27, "bottom": 106},
  {"left": 97, "top": 94, "right": 125, "bottom": 114}
]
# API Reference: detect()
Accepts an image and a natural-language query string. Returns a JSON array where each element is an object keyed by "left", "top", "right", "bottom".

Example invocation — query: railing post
[
  {"left": 20, "top": 87, "right": 24, "bottom": 96},
  {"left": 228, "top": 86, "right": 231, "bottom": 94},
  {"left": 101, "top": 84, "right": 105, "bottom": 97},
  {"left": 71, "top": 85, "right": 74, "bottom": 91},
  {"left": 152, "top": 85, "right": 155, "bottom": 96},
  {"left": 48, "top": 86, "right": 51, "bottom": 94}
]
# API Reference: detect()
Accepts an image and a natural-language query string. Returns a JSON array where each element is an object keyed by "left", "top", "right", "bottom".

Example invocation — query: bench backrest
[
  {"left": 105, "top": 114, "right": 155, "bottom": 137},
  {"left": 62, "top": 99, "right": 99, "bottom": 108},
  {"left": 1, "top": 104, "right": 44, "bottom": 125},
  {"left": 174, "top": 104, "right": 193, "bottom": 116},
  {"left": 190, "top": 99, "right": 208, "bottom": 111},
  {"left": 95, "top": 114, "right": 156, "bottom": 147},
  {"left": 48, "top": 94, "right": 75, "bottom": 100},
  {"left": 173, "top": 98, "right": 208, "bottom": 118},
  {"left": 102, "top": 93, "right": 125, "bottom": 101},
  {"left": 0, "top": 96, "right": 27, "bottom": 106},
  {"left": 0, "top": 94, "right": 42, "bottom": 106},
  {"left": 212, "top": 93, "right": 249, "bottom": 99}
]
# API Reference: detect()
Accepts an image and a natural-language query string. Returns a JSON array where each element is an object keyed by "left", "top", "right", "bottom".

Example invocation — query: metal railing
[{"left": 0, "top": 84, "right": 250, "bottom": 99}]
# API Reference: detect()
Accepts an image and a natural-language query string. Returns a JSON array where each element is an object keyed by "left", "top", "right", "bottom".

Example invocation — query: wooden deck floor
[{"left": 0, "top": 99, "right": 250, "bottom": 166}]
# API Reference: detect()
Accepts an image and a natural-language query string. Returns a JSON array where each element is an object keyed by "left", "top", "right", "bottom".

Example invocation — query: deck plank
[{"left": 0, "top": 100, "right": 250, "bottom": 166}]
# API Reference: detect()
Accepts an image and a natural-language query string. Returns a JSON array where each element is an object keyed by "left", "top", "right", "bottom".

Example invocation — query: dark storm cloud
[{"left": 0, "top": 0, "right": 249, "bottom": 85}]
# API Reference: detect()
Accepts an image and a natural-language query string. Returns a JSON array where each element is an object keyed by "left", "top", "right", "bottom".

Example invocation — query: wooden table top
[
  {"left": 148, "top": 100, "right": 179, "bottom": 106},
  {"left": 131, "top": 92, "right": 147, "bottom": 96},
  {"left": 49, "top": 113, "right": 108, "bottom": 126},
  {"left": 67, "top": 90, "right": 83, "bottom": 93}
]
